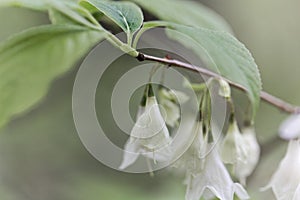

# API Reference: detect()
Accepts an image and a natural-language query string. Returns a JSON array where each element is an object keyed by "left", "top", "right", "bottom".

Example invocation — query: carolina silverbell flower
[
  {"left": 158, "top": 87, "right": 189, "bottom": 127},
  {"left": 221, "top": 119, "right": 260, "bottom": 185},
  {"left": 173, "top": 115, "right": 249, "bottom": 200},
  {"left": 262, "top": 139, "right": 300, "bottom": 200},
  {"left": 235, "top": 127, "right": 260, "bottom": 185},
  {"left": 119, "top": 85, "right": 172, "bottom": 170},
  {"left": 221, "top": 118, "right": 247, "bottom": 166},
  {"left": 185, "top": 143, "right": 249, "bottom": 200},
  {"left": 279, "top": 114, "right": 300, "bottom": 140}
]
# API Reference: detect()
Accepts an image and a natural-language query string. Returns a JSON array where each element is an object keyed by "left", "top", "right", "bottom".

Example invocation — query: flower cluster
[
  {"left": 120, "top": 79, "right": 261, "bottom": 200},
  {"left": 174, "top": 79, "right": 260, "bottom": 200}
]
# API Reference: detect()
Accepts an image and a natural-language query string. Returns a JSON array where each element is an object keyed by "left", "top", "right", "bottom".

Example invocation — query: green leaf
[
  {"left": 48, "top": 8, "right": 78, "bottom": 25},
  {"left": 0, "top": 25, "right": 106, "bottom": 128},
  {"left": 143, "top": 21, "right": 262, "bottom": 116},
  {"left": 0, "top": 0, "right": 99, "bottom": 29},
  {"left": 0, "top": 0, "right": 48, "bottom": 10},
  {"left": 80, "top": 0, "right": 143, "bottom": 35},
  {"left": 48, "top": 1, "right": 100, "bottom": 29},
  {"left": 0, "top": 0, "right": 77, "bottom": 11},
  {"left": 131, "top": 0, "right": 233, "bottom": 33},
  {"left": 79, "top": 1, "right": 100, "bottom": 14}
]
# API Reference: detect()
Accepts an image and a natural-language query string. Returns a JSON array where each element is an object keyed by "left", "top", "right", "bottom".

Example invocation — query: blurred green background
[{"left": 0, "top": 0, "right": 299, "bottom": 199}]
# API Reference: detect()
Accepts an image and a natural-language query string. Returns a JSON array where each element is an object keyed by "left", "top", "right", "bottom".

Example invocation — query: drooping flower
[
  {"left": 172, "top": 116, "right": 249, "bottom": 200},
  {"left": 221, "top": 119, "right": 260, "bottom": 185},
  {"left": 262, "top": 139, "right": 300, "bottom": 200},
  {"left": 119, "top": 85, "right": 172, "bottom": 170},
  {"left": 185, "top": 144, "right": 249, "bottom": 200},
  {"left": 221, "top": 119, "right": 247, "bottom": 165},
  {"left": 158, "top": 87, "right": 189, "bottom": 127},
  {"left": 279, "top": 114, "right": 300, "bottom": 140},
  {"left": 235, "top": 127, "right": 260, "bottom": 185}
]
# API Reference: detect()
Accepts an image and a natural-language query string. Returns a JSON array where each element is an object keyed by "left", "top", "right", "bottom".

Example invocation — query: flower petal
[
  {"left": 293, "top": 184, "right": 300, "bottom": 200},
  {"left": 131, "top": 96, "right": 169, "bottom": 139},
  {"left": 185, "top": 144, "right": 249, "bottom": 200},
  {"left": 234, "top": 183, "right": 250, "bottom": 199},
  {"left": 235, "top": 127, "right": 260, "bottom": 185},
  {"left": 120, "top": 95, "right": 171, "bottom": 169},
  {"left": 263, "top": 139, "right": 300, "bottom": 200},
  {"left": 221, "top": 121, "right": 247, "bottom": 165},
  {"left": 119, "top": 138, "right": 140, "bottom": 170}
]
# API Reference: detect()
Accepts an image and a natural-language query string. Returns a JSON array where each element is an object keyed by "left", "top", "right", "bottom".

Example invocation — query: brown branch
[{"left": 136, "top": 52, "right": 300, "bottom": 114}]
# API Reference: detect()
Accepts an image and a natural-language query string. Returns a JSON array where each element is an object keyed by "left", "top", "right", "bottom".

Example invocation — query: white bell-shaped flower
[
  {"left": 262, "top": 139, "right": 300, "bottom": 200},
  {"left": 119, "top": 85, "right": 171, "bottom": 170},
  {"left": 158, "top": 87, "right": 189, "bottom": 127},
  {"left": 279, "top": 114, "right": 300, "bottom": 140},
  {"left": 172, "top": 111, "right": 249, "bottom": 199},
  {"left": 221, "top": 120, "right": 247, "bottom": 165},
  {"left": 172, "top": 120, "right": 208, "bottom": 174},
  {"left": 185, "top": 144, "right": 249, "bottom": 200},
  {"left": 235, "top": 127, "right": 260, "bottom": 185}
]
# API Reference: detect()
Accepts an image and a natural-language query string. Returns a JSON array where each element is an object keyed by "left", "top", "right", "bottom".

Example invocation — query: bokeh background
[{"left": 0, "top": 0, "right": 299, "bottom": 199}]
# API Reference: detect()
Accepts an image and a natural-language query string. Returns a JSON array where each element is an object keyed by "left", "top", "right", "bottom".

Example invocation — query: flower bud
[{"left": 279, "top": 114, "right": 300, "bottom": 140}]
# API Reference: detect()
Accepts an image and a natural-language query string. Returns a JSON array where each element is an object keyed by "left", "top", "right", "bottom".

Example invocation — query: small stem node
[{"left": 136, "top": 53, "right": 145, "bottom": 62}]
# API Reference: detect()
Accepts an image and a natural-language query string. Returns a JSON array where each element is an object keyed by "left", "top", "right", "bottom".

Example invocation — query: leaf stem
[
  {"left": 136, "top": 52, "right": 300, "bottom": 114},
  {"left": 105, "top": 31, "right": 139, "bottom": 57}
]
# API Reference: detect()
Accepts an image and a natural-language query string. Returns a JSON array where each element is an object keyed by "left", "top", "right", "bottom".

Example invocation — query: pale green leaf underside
[
  {"left": 131, "top": 0, "right": 233, "bottom": 33},
  {"left": 144, "top": 21, "right": 262, "bottom": 116},
  {"left": 80, "top": 0, "right": 143, "bottom": 35},
  {"left": 0, "top": 25, "right": 106, "bottom": 128}
]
